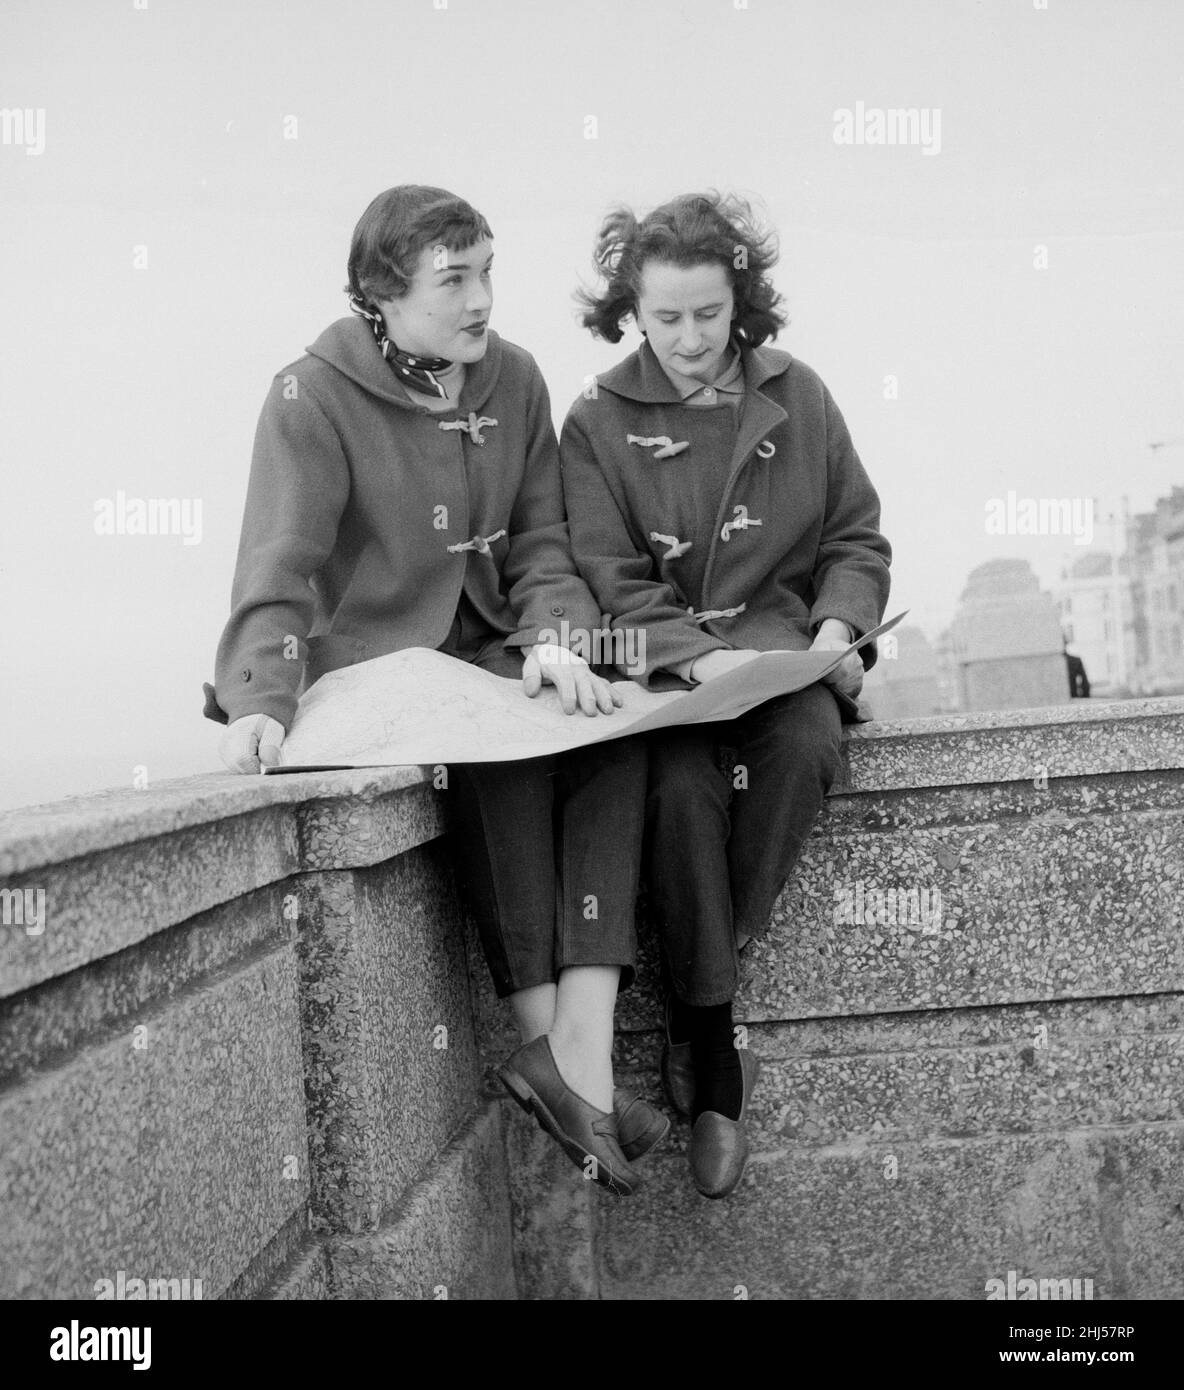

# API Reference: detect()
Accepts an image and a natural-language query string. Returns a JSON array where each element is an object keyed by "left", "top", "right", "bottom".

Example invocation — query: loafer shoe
[
  {"left": 497, "top": 1036, "right": 642, "bottom": 1196},
  {"left": 660, "top": 996, "right": 697, "bottom": 1119},
  {"left": 614, "top": 1088, "right": 671, "bottom": 1161},
  {"left": 688, "top": 1048, "right": 760, "bottom": 1199}
]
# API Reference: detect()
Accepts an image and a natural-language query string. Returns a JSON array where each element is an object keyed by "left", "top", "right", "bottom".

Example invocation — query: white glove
[{"left": 219, "top": 713, "right": 286, "bottom": 774}]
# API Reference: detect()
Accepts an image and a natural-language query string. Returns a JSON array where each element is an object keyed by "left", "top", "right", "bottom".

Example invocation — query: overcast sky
[{"left": 2, "top": 0, "right": 1182, "bottom": 810}]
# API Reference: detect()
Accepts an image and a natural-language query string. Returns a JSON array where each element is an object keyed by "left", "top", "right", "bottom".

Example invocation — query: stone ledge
[
  {"left": 0, "top": 766, "right": 432, "bottom": 878},
  {"left": 602, "top": 766, "right": 1184, "bottom": 1035},
  {"left": 0, "top": 882, "right": 295, "bottom": 1087},
  {"left": 8, "top": 699, "right": 1181, "bottom": 882},
  {"left": 0, "top": 810, "right": 300, "bottom": 998},
  {"left": 837, "top": 696, "right": 1184, "bottom": 793},
  {"left": 5, "top": 700, "right": 1180, "bottom": 902},
  {"left": 0, "top": 773, "right": 446, "bottom": 997},
  {"left": 296, "top": 779, "right": 446, "bottom": 871},
  {"left": 613, "top": 997, "right": 1184, "bottom": 1150}
]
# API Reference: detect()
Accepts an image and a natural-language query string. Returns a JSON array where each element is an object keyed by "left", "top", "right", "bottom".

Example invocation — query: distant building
[
  {"left": 932, "top": 628, "right": 963, "bottom": 713},
  {"left": 944, "top": 558, "right": 1067, "bottom": 711},
  {"left": 903, "top": 485, "right": 1184, "bottom": 714},
  {"left": 1052, "top": 549, "right": 1135, "bottom": 696},
  {"left": 861, "top": 624, "right": 942, "bottom": 720},
  {"left": 1126, "top": 486, "right": 1184, "bottom": 694}
]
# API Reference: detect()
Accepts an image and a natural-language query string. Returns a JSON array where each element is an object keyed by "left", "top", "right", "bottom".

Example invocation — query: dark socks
[
  {"left": 670, "top": 998, "right": 744, "bottom": 1121},
  {"left": 667, "top": 994, "right": 694, "bottom": 1045}
]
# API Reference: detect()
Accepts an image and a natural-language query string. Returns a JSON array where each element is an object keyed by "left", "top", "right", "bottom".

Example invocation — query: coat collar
[
  {"left": 595, "top": 336, "right": 795, "bottom": 404},
  {"left": 305, "top": 316, "right": 505, "bottom": 413}
]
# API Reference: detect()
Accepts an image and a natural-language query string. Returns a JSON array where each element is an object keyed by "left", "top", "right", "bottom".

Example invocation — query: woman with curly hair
[{"left": 560, "top": 192, "right": 892, "bottom": 1198}]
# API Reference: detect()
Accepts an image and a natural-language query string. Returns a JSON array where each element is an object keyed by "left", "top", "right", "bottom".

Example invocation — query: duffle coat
[
  {"left": 559, "top": 338, "right": 892, "bottom": 710},
  {"left": 205, "top": 318, "right": 601, "bottom": 729}
]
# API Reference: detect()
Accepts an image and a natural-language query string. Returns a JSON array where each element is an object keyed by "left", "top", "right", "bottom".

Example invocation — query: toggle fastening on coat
[
  {"left": 438, "top": 412, "right": 499, "bottom": 446},
  {"left": 626, "top": 434, "right": 691, "bottom": 459},
  {"left": 650, "top": 531, "right": 693, "bottom": 559},
  {"left": 447, "top": 529, "right": 508, "bottom": 555},
  {"left": 720, "top": 505, "right": 763, "bottom": 541},
  {"left": 689, "top": 603, "right": 747, "bottom": 624}
]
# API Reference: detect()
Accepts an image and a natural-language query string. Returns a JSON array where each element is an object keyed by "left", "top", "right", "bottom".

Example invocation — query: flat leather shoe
[
  {"left": 614, "top": 1088, "right": 671, "bottom": 1161},
  {"left": 689, "top": 1048, "right": 760, "bottom": 1199},
  {"left": 660, "top": 996, "right": 697, "bottom": 1119},
  {"left": 497, "top": 1036, "right": 642, "bottom": 1196}
]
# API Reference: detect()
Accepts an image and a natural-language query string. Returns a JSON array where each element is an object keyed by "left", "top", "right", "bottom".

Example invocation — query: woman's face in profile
[
  {"left": 378, "top": 236, "right": 495, "bottom": 362},
  {"left": 634, "top": 259, "right": 735, "bottom": 385}
]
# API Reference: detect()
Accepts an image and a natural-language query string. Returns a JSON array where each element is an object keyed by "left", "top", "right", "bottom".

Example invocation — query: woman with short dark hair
[{"left": 205, "top": 185, "right": 666, "bottom": 1197}]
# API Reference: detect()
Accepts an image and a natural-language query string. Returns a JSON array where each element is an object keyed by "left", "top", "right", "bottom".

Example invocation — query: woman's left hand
[
  {"left": 810, "top": 620, "right": 864, "bottom": 699},
  {"left": 522, "top": 643, "right": 624, "bottom": 716}
]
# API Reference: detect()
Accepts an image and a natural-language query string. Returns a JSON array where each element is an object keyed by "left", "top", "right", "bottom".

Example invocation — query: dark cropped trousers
[
  {"left": 644, "top": 682, "right": 845, "bottom": 1007},
  {"left": 443, "top": 642, "right": 646, "bottom": 999}
]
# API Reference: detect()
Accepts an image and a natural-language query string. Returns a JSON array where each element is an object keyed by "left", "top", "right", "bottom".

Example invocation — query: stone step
[
  {"left": 613, "top": 997, "right": 1184, "bottom": 1150},
  {"left": 594, "top": 1125, "right": 1182, "bottom": 1300}
]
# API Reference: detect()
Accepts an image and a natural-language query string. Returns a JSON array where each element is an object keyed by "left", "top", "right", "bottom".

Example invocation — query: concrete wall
[
  {"left": 480, "top": 697, "right": 1184, "bottom": 1299},
  {"left": 2, "top": 697, "right": 1182, "bottom": 1299},
  {"left": 0, "top": 768, "right": 513, "bottom": 1300}
]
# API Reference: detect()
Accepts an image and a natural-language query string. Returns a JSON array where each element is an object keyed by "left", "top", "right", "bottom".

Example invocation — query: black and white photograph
[{"left": 1, "top": 0, "right": 1182, "bottom": 1341}]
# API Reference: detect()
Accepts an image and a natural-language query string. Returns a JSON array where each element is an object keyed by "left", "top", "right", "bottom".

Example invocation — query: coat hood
[{"left": 304, "top": 315, "right": 506, "bottom": 412}]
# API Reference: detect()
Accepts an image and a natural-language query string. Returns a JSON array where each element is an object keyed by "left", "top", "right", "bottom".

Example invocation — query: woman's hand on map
[
  {"left": 522, "top": 644, "right": 623, "bottom": 717},
  {"left": 219, "top": 713, "right": 287, "bottom": 774},
  {"left": 809, "top": 620, "right": 863, "bottom": 699}
]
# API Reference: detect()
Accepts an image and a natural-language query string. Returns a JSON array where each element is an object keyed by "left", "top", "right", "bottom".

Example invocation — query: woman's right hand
[
  {"left": 219, "top": 713, "right": 286, "bottom": 774},
  {"left": 688, "top": 649, "right": 763, "bottom": 684},
  {"left": 522, "top": 643, "right": 623, "bottom": 716}
]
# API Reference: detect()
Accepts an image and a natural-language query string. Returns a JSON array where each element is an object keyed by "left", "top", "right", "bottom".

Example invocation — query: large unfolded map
[{"left": 269, "top": 613, "right": 906, "bottom": 770}]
